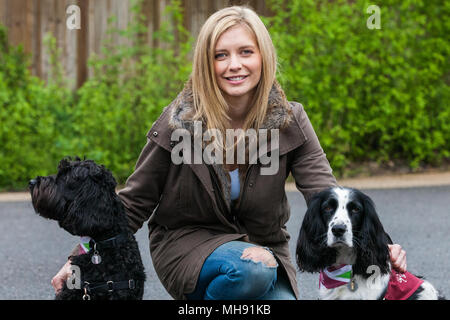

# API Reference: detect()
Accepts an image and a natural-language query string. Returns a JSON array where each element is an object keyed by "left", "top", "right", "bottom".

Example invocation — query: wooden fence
[{"left": 0, "top": 0, "right": 271, "bottom": 88}]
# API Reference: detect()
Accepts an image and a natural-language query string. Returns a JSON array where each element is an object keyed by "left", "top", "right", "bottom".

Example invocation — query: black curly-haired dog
[{"left": 29, "top": 158, "right": 145, "bottom": 300}]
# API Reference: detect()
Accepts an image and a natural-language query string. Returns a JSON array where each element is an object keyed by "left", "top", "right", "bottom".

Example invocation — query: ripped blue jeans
[{"left": 186, "top": 241, "right": 296, "bottom": 300}]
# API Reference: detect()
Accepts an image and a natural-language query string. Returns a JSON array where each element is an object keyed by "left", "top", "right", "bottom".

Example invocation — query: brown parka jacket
[{"left": 118, "top": 80, "right": 337, "bottom": 299}]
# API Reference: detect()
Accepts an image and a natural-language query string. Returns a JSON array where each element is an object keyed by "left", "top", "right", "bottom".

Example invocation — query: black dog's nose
[
  {"left": 29, "top": 179, "right": 37, "bottom": 189},
  {"left": 331, "top": 224, "right": 347, "bottom": 237}
]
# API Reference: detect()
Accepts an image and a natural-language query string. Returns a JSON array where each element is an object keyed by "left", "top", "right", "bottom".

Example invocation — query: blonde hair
[{"left": 191, "top": 6, "right": 277, "bottom": 153}]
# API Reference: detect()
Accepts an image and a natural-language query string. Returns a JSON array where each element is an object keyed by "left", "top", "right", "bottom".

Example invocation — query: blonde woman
[{"left": 52, "top": 6, "right": 407, "bottom": 300}]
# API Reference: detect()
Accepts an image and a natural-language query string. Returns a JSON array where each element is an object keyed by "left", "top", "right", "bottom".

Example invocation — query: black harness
[
  {"left": 79, "top": 233, "right": 137, "bottom": 300},
  {"left": 82, "top": 279, "right": 136, "bottom": 300}
]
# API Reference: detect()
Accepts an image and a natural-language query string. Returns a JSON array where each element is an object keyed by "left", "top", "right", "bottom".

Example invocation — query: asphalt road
[{"left": 1, "top": 186, "right": 449, "bottom": 300}]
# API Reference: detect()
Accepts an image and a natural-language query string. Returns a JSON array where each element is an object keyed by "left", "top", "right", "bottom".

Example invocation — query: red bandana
[{"left": 384, "top": 270, "right": 424, "bottom": 300}]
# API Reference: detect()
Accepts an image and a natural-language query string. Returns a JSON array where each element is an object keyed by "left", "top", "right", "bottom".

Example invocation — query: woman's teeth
[{"left": 226, "top": 76, "right": 246, "bottom": 81}]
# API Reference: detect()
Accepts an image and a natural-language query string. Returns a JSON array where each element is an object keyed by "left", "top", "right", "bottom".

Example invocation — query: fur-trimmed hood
[{"left": 168, "top": 79, "right": 293, "bottom": 134}]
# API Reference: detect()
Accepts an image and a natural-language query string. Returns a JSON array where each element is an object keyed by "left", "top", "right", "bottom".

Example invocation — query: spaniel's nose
[{"left": 331, "top": 224, "right": 347, "bottom": 237}]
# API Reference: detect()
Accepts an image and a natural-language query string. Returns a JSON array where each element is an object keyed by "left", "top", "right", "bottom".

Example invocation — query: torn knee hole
[{"left": 241, "top": 246, "right": 278, "bottom": 267}]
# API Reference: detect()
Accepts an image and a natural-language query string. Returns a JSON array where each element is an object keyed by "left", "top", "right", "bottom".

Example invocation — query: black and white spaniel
[{"left": 296, "top": 187, "right": 443, "bottom": 300}]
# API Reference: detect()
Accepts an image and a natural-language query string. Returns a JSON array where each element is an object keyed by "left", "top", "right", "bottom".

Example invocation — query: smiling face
[{"left": 214, "top": 24, "right": 262, "bottom": 106}]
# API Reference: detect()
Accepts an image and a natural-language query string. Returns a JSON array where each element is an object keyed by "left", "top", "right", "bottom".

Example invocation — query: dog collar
[
  {"left": 320, "top": 264, "right": 353, "bottom": 289},
  {"left": 79, "top": 233, "right": 129, "bottom": 264},
  {"left": 79, "top": 233, "right": 129, "bottom": 253}
]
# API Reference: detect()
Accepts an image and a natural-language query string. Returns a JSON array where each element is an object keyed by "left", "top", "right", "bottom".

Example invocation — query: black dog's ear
[
  {"left": 59, "top": 175, "right": 121, "bottom": 236},
  {"left": 57, "top": 161, "right": 123, "bottom": 237},
  {"left": 353, "top": 191, "right": 391, "bottom": 277},
  {"left": 296, "top": 193, "right": 336, "bottom": 273}
]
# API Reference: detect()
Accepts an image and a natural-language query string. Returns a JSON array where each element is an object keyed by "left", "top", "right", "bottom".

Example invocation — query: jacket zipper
[
  {"left": 234, "top": 164, "right": 254, "bottom": 218},
  {"left": 207, "top": 165, "right": 233, "bottom": 222}
]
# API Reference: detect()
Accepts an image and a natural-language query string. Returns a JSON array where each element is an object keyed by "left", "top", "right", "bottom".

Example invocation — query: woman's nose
[{"left": 229, "top": 54, "right": 242, "bottom": 70}]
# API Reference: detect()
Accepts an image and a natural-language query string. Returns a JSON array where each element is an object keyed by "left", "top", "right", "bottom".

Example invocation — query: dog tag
[
  {"left": 348, "top": 279, "right": 358, "bottom": 292},
  {"left": 91, "top": 251, "right": 102, "bottom": 264}
]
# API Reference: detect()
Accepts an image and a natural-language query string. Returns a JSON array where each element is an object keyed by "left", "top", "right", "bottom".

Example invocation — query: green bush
[
  {"left": 0, "top": 0, "right": 192, "bottom": 190},
  {"left": 265, "top": 0, "right": 450, "bottom": 174},
  {"left": 0, "top": 0, "right": 449, "bottom": 190},
  {"left": 0, "top": 26, "right": 72, "bottom": 190},
  {"left": 69, "top": 0, "right": 192, "bottom": 180}
]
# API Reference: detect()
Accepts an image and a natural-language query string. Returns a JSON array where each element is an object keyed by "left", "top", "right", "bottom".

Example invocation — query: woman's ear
[
  {"left": 353, "top": 193, "right": 391, "bottom": 277},
  {"left": 296, "top": 195, "right": 335, "bottom": 273}
]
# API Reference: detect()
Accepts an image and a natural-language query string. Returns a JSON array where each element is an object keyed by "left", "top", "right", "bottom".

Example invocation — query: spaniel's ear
[
  {"left": 354, "top": 192, "right": 391, "bottom": 277},
  {"left": 296, "top": 194, "right": 336, "bottom": 273}
]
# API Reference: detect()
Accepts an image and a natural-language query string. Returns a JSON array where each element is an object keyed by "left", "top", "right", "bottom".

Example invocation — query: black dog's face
[
  {"left": 29, "top": 158, "right": 123, "bottom": 237},
  {"left": 296, "top": 187, "right": 391, "bottom": 276}
]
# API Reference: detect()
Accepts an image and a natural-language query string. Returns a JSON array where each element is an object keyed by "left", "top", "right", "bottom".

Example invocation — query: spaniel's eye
[
  {"left": 324, "top": 206, "right": 333, "bottom": 213},
  {"left": 351, "top": 207, "right": 361, "bottom": 214},
  {"left": 322, "top": 199, "right": 336, "bottom": 214}
]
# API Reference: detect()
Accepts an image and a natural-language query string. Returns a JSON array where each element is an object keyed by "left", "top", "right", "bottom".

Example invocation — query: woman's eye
[
  {"left": 241, "top": 49, "right": 253, "bottom": 55},
  {"left": 215, "top": 53, "right": 226, "bottom": 59}
]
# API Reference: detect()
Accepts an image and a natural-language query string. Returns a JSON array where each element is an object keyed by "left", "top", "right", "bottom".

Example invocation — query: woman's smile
[{"left": 224, "top": 75, "right": 249, "bottom": 84}]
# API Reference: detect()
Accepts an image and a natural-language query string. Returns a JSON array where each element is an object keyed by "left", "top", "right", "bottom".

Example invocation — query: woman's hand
[
  {"left": 388, "top": 244, "right": 407, "bottom": 273},
  {"left": 51, "top": 259, "right": 73, "bottom": 293}
]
